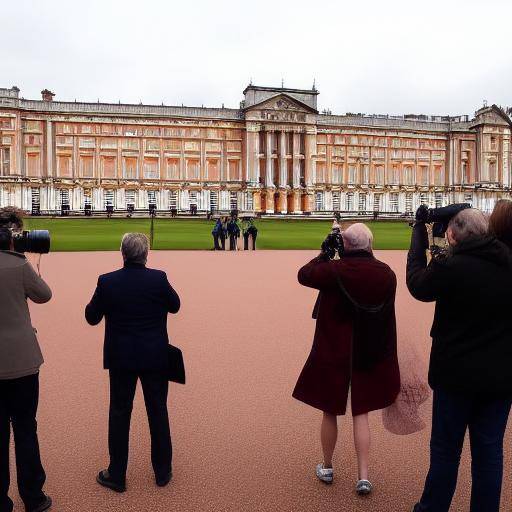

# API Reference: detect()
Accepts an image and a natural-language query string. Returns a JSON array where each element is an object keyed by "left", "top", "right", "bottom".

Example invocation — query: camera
[
  {"left": 12, "top": 230, "right": 51, "bottom": 254},
  {"left": 415, "top": 203, "right": 471, "bottom": 238},
  {"left": 321, "top": 220, "right": 345, "bottom": 260}
]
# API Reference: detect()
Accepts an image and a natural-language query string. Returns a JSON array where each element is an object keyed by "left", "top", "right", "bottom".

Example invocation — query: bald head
[
  {"left": 447, "top": 208, "right": 488, "bottom": 245},
  {"left": 342, "top": 223, "right": 373, "bottom": 253}
]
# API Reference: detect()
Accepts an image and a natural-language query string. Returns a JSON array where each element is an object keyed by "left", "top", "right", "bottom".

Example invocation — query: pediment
[
  {"left": 244, "top": 93, "right": 317, "bottom": 114},
  {"left": 472, "top": 105, "right": 512, "bottom": 128}
]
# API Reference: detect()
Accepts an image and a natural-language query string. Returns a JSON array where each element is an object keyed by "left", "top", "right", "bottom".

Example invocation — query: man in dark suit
[{"left": 85, "top": 233, "right": 180, "bottom": 492}]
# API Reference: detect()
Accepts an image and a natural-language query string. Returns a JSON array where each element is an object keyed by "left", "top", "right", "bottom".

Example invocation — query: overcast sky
[{"left": 2, "top": 0, "right": 511, "bottom": 116}]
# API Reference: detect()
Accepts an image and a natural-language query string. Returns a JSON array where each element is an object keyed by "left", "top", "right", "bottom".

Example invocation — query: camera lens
[{"left": 26, "top": 230, "right": 51, "bottom": 254}]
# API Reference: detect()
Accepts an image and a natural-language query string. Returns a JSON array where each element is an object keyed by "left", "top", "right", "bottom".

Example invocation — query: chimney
[{"left": 41, "top": 89, "right": 55, "bottom": 102}]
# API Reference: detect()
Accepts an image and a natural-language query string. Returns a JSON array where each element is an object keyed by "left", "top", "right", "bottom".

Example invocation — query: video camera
[{"left": 321, "top": 215, "right": 345, "bottom": 260}]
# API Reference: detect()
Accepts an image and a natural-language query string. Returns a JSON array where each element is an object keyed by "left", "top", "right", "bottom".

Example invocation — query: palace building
[{"left": 0, "top": 83, "right": 511, "bottom": 215}]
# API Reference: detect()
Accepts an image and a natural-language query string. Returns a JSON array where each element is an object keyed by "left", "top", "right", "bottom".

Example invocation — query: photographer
[
  {"left": 293, "top": 223, "right": 400, "bottom": 496},
  {"left": 407, "top": 208, "right": 512, "bottom": 512},
  {"left": 0, "top": 208, "right": 52, "bottom": 512}
]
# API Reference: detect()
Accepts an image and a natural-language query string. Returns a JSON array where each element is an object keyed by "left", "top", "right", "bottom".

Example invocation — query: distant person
[
  {"left": 211, "top": 219, "right": 223, "bottom": 250},
  {"left": 0, "top": 207, "right": 53, "bottom": 512},
  {"left": 293, "top": 223, "right": 400, "bottom": 496},
  {"left": 227, "top": 218, "right": 240, "bottom": 251},
  {"left": 85, "top": 233, "right": 180, "bottom": 492},
  {"left": 243, "top": 218, "right": 258, "bottom": 250},
  {"left": 408, "top": 208, "right": 512, "bottom": 512}
]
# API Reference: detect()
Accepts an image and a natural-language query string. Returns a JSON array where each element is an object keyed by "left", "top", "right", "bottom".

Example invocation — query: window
[
  {"left": 101, "top": 138, "right": 117, "bottom": 149},
  {"left": 169, "top": 190, "right": 178, "bottom": 210},
  {"left": 146, "top": 139, "right": 160, "bottom": 151},
  {"left": 102, "top": 157, "right": 116, "bottom": 178},
  {"left": 246, "top": 191, "right": 254, "bottom": 210},
  {"left": 230, "top": 192, "right": 238, "bottom": 210},
  {"left": 405, "top": 193, "right": 413, "bottom": 213},
  {"left": 80, "top": 156, "right": 94, "bottom": 178},
  {"left": 104, "top": 189, "right": 115, "bottom": 208},
  {"left": 122, "top": 139, "right": 139, "bottom": 150},
  {"left": 390, "top": 193, "right": 399, "bottom": 213},
  {"left": 189, "top": 191, "right": 198, "bottom": 206},
  {"left": 346, "top": 192, "right": 354, "bottom": 211},
  {"left": 404, "top": 166, "right": 414, "bottom": 185},
  {"left": 420, "top": 193, "right": 429, "bottom": 206},
  {"left": 464, "top": 193, "right": 473, "bottom": 206},
  {"left": 57, "top": 156, "right": 72, "bottom": 177},
  {"left": 123, "top": 157, "right": 138, "bottom": 179},
  {"left": 80, "top": 125, "right": 92, "bottom": 134},
  {"left": 315, "top": 192, "right": 324, "bottom": 211},
  {"left": 229, "top": 160, "right": 240, "bottom": 180},
  {"left": 489, "top": 161, "right": 497, "bottom": 182},
  {"left": 1, "top": 148, "right": 11, "bottom": 175},
  {"left": 360, "top": 165, "right": 369, "bottom": 185},
  {"left": 79, "top": 138, "right": 95, "bottom": 148},
  {"left": 207, "top": 160, "right": 220, "bottom": 181},
  {"left": 332, "top": 191, "right": 341, "bottom": 211},
  {"left": 435, "top": 193, "right": 443, "bottom": 208},
  {"left": 316, "top": 162, "right": 326, "bottom": 183},
  {"left": 187, "top": 160, "right": 200, "bottom": 180},
  {"left": 84, "top": 189, "right": 92, "bottom": 207},
  {"left": 348, "top": 165, "right": 357, "bottom": 184},
  {"left": 389, "top": 165, "right": 400, "bottom": 185},
  {"left": 56, "top": 189, "right": 70, "bottom": 209},
  {"left": 358, "top": 193, "right": 367, "bottom": 212},
  {"left": 31, "top": 188, "right": 40, "bottom": 211},
  {"left": 332, "top": 164, "right": 342, "bottom": 184},
  {"left": 167, "top": 159, "right": 180, "bottom": 180},
  {"left": 434, "top": 166, "right": 444, "bottom": 186},
  {"left": 373, "top": 194, "right": 382, "bottom": 212},
  {"left": 375, "top": 165, "right": 384, "bottom": 185},
  {"left": 125, "top": 190, "right": 136, "bottom": 207},
  {"left": 26, "top": 153, "right": 40, "bottom": 177},
  {"left": 148, "top": 190, "right": 157, "bottom": 206},
  {"left": 143, "top": 158, "right": 159, "bottom": 179},
  {"left": 209, "top": 191, "right": 218, "bottom": 212},
  {"left": 419, "top": 166, "right": 429, "bottom": 186}
]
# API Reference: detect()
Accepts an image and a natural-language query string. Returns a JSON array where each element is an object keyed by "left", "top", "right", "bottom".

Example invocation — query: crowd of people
[
  {"left": 211, "top": 216, "right": 258, "bottom": 251},
  {"left": 1, "top": 201, "right": 512, "bottom": 512}
]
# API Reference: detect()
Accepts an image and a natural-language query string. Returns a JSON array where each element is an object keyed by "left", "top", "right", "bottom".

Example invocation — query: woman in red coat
[{"left": 293, "top": 223, "right": 400, "bottom": 495}]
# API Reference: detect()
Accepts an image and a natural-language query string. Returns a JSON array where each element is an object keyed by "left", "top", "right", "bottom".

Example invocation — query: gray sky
[{"left": 2, "top": 0, "right": 511, "bottom": 116}]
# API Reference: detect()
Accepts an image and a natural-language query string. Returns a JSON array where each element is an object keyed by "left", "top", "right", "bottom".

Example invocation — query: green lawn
[{"left": 22, "top": 217, "right": 412, "bottom": 251}]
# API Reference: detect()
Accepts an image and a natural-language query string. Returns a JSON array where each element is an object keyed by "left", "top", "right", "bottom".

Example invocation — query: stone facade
[{"left": 0, "top": 84, "right": 511, "bottom": 215}]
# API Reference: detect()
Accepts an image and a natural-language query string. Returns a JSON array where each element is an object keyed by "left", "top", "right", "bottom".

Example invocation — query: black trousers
[
  {"left": 0, "top": 374, "right": 46, "bottom": 512},
  {"left": 213, "top": 233, "right": 221, "bottom": 250},
  {"left": 108, "top": 370, "right": 172, "bottom": 484},
  {"left": 243, "top": 232, "right": 257, "bottom": 250}
]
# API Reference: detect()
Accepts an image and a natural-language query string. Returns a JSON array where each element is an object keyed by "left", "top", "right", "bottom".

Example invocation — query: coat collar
[
  {"left": 342, "top": 249, "right": 374, "bottom": 259},
  {"left": 123, "top": 262, "right": 146, "bottom": 269}
]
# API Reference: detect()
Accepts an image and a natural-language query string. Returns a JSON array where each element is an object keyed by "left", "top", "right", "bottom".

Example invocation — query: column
[
  {"left": 278, "top": 189, "right": 287, "bottom": 213},
  {"left": 46, "top": 120, "right": 53, "bottom": 178},
  {"left": 279, "top": 131, "right": 287, "bottom": 187},
  {"left": 265, "top": 188, "right": 275, "bottom": 213},
  {"left": 304, "top": 131, "right": 315, "bottom": 187},
  {"left": 292, "top": 131, "right": 300, "bottom": 188},
  {"left": 292, "top": 190, "right": 301, "bottom": 214},
  {"left": 253, "top": 191, "right": 261, "bottom": 212},
  {"left": 265, "top": 131, "right": 273, "bottom": 187}
]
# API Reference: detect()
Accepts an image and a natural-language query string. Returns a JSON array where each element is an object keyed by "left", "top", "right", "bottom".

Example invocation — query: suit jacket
[
  {"left": 0, "top": 250, "right": 52, "bottom": 380},
  {"left": 293, "top": 252, "right": 400, "bottom": 416},
  {"left": 85, "top": 263, "right": 180, "bottom": 372}
]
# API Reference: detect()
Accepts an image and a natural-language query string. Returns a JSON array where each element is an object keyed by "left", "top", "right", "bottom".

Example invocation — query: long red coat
[{"left": 292, "top": 252, "right": 400, "bottom": 416}]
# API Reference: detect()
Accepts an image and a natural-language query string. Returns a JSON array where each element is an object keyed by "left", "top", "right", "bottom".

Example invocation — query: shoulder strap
[{"left": 335, "top": 273, "right": 390, "bottom": 314}]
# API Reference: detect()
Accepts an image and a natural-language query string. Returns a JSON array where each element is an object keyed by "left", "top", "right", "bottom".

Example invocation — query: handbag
[{"left": 167, "top": 344, "right": 186, "bottom": 384}]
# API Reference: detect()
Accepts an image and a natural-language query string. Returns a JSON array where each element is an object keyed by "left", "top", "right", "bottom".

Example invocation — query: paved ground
[{"left": 9, "top": 250, "right": 511, "bottom": 511}]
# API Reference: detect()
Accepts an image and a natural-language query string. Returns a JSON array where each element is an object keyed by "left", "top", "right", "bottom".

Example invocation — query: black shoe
[
  {"left": 96, "top": 470, "right": 126, "bottom": 493},
  {"left": 26, "top": 495, "right": 52, "bottom": 512},
  {"left": 156, "top": 471, "right": 173, "bottom": 487}
]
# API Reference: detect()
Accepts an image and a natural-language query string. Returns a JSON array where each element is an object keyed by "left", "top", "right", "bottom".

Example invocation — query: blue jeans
[{"left": 415, "top": 388, "right": 511, "bottom": 512}]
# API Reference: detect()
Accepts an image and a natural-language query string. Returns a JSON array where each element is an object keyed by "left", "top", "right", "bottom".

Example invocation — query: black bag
[{"left": 167, "top": 344, "right": 186, "bottom": 384}]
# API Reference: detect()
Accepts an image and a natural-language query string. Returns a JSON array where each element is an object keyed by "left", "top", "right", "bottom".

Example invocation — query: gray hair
[
  {"left": 342, "top": 223, "right": 373, "bottom": 253},
  {"left": 448, "top": 208, "right": 488, "bottom": 243},
  {"left": 121, "top": 233, "right": 149, "bottom": 264}
]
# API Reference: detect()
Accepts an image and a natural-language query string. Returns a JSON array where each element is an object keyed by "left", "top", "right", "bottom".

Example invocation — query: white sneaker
[
  {"left": 315, "top": 463, "right": 333, "bottom": 484},
  {"left": 356, "top": 479, "right": 372, "bottom": 496}
]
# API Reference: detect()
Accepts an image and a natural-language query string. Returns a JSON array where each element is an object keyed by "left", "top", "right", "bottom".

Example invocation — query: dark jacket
[
  {"left": 293, "top": 252, "right": 400, "bottom": 416},
  {"left": 85, "top": 263, "right": 180, "bottom": 372},
  {"left": 0, "top": 251, "right": 52, "bottom": 379},
  {"left": 406, "top": 224, "right": 512, "bottom": 396}
]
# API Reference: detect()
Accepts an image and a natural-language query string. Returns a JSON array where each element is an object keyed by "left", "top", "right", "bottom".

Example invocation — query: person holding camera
[
  {"left": 242, "top": 218, "right": 258, "bottom": 250},
  {"left": 85, "top": 233, "right": 180, "bottom": 493},
  {"left": 0, "top": 208, "right": 52, "bottom": 512},
  {"left": 293, "top": 223, "right": 400, "bottom": 496},
  {"left": 407, "top": 207, "right": 512, "bottom": 512}
]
